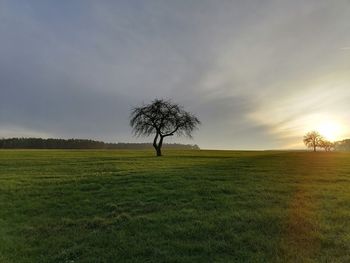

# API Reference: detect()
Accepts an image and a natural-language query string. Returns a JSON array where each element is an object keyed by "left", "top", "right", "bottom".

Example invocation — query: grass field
[{"left": 1, "top": 150, "right": 350, "bottom": 262}]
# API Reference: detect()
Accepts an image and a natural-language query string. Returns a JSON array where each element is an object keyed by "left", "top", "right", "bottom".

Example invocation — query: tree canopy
[
  {"left": 130, "top": 99, "right": 200, "bottom": 156},
  {"left": 303, "top": 131, "right": 336, "bottom": 152},
  {"left": 303, "top": 131, "right": 323, "bottom": 152}
]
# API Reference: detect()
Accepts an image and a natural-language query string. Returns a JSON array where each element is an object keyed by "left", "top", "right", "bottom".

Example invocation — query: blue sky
[{"left": 1, "top": 1, "right": 350, "bottom": 149}]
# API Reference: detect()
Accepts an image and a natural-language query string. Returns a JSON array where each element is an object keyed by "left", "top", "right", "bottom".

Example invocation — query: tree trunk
[
  {"left": 153, "top": 133, "right": 159, "bottom": 156},
  {"left": 156, "top": 136, "right": 164, "bottom": 157},
  {"left": 153, "top": 133, "right": 163, "bottom": 157},
  {"left": 156, "top": 146, "right": 162, "bottom": 156},
  {"left": 314, "top": 145, "right": 316, "bottom": 152}
]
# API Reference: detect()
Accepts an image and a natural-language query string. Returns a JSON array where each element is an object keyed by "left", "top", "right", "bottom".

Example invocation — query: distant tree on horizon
[
  {"left": 303, "top": 131, "right": 323, "bottom": 152},
  {"left": 130, "top": 99, "right": 200, "bottom": 156},
  {"left": 334, "top": 139, "right": 350, "bottom": 151},
  {"left": 319, "top": 139, "right": 335, "bottom": 152},
  {"left": 0, "top": 137, "right": 200, "bottom": 150}
]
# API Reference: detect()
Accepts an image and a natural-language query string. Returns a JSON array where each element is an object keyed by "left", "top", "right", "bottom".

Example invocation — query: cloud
[{"left": 1, "top": 1, "right": 350, "bottom": 149}]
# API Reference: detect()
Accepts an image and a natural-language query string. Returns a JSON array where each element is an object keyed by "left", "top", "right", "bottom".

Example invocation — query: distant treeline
[
  {"left": 0, "top": 138, "right": 200, "bottom": 150},
  {"left": 334, "top": 139, "right": 350, "bottom": 152}
]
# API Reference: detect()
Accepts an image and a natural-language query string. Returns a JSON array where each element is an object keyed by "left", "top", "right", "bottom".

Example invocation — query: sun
[{"left": 316, "top": 121, "right": 342, "bottom": 141}]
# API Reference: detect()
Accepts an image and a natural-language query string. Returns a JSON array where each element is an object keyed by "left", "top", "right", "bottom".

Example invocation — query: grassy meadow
[{"left": 1, "top": 150, "right": 350, "bottom": 262}]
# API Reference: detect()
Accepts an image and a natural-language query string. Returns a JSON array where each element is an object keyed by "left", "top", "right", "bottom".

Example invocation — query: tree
[
  {"left": 130, "top": 99, "right": 200, "bottom": 156},
  {"left": 319, "top": 139, "right": 334, "bottom": 152},
  {"left": 303, "top": 131, "right": 323, "bottom": 152},
  {"left": 334, "top": 139, "right": 350, "bottom": 151}
]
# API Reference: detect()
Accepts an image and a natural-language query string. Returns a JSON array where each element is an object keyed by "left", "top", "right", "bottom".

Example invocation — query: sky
[{"left": 1, "top": 0, "right": 350, "bottom": 150}]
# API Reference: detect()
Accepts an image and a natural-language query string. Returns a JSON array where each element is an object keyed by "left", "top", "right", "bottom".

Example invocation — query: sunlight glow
[{"left": 316, "top": 120, "right": 344, "bottom": 141}]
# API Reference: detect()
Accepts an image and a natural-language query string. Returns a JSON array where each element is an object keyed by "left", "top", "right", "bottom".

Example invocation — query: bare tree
[
  {"left": 319, "top": 139, "right": 335, "bottom": 152},
  {"left": 303, "top": 131, "right": 323, "bottom": 152},
  {"left": 130, "top": 99, "right": 200, "bottom": 156}
]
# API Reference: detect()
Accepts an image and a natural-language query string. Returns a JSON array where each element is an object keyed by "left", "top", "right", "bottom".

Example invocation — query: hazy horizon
[{"left": 1, "top": 1, "right": 350, "bottom": 150}]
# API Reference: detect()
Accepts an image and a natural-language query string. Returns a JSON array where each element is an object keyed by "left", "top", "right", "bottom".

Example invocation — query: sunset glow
[{"left": 316, "top": 121, "right": 343, "bottom": 141}]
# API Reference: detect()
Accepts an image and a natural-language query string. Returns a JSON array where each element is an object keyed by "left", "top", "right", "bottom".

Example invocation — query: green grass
[{"left": 1, "top": 150, "right": 350, "bottom": 262}]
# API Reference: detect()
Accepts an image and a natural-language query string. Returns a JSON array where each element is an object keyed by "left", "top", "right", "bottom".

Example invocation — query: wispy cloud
[{"left": 1, "top": 1, "right": 350, "bottom": 149}]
